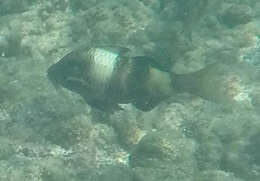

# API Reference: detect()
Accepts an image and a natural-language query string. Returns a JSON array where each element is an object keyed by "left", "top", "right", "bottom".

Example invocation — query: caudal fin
[{"left": 172, "top": 63, "right": 252, "bottom": 105}]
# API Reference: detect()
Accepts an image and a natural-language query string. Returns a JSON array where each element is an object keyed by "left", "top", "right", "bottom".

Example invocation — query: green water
[{"left": 0, "top": 0, "right": 260, "bottom": 180}]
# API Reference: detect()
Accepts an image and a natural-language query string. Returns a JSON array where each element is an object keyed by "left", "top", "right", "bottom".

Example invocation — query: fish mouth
[{"left": 47, "top": 63, "right": 63, "bottom": 87}]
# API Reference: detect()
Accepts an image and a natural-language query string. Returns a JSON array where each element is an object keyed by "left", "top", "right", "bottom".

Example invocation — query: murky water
[{"left": 0, "top": 0, "right": 260, "bottom": 180}]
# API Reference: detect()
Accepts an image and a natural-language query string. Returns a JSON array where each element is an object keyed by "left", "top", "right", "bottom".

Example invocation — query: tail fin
[{"left": 172, "top": 63, "right": 252, "bottom": 105}]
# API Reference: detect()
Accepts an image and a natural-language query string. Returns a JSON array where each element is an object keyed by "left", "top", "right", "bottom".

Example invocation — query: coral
[
  {"left": 130, "top": 131, "right": 197, "bottom": 181},
  {"left": 0, "top": 0, "right": 260, "bottom": 181},
  {"left": 219, "top": 4, "right": 253, "bottom": 27}
]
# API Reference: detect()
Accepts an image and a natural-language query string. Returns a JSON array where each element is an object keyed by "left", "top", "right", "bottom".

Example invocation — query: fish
[{"left": 47, "top": 46, "right": 243, "bottom": 112}]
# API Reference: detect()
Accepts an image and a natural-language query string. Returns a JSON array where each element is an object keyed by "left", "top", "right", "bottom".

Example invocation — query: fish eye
[{"left": 69, "top": 65, "right": 84, "bottom": 77}]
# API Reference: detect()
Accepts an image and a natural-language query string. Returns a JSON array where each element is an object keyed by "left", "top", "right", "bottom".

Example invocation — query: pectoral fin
[{"left": 86, "top": 98, "right": 124, "bottom": 113}]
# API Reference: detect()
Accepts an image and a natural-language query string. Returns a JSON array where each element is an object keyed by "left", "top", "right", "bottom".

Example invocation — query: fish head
[{"left": 47, "top": 51, "right": 87, "bottom": 93}]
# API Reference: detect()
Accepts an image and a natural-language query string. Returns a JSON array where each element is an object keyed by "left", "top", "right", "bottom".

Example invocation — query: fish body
[
  {"left": 47, "top": 46, "right": 171, "bottom": 112},
  {"left": 47, "top": 46, "right": 242, "bottom": 112}
]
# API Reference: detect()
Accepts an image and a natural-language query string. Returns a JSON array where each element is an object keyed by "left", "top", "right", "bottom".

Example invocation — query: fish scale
[
  {"left": 86, "top": 48, "right": 118, "bottom": 92},
  {"left": 48, "top": 46, "right": 238, "bottom": 112}
]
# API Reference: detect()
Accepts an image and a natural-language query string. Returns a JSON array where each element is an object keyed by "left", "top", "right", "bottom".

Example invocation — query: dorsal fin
[
  {"left": 74, "top": 45, "right": 132, "bottom": 59},
  {"left": 132, "top": 56, "right": 170, "bottom": 72},
  {"left": 97, "top": 46, "right": 131, "bottom": 56}
]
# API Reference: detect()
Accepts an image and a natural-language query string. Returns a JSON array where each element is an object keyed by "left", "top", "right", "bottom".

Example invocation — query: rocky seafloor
[{"left": 1, "top": 0, "right": 260, "bottom": 180}]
